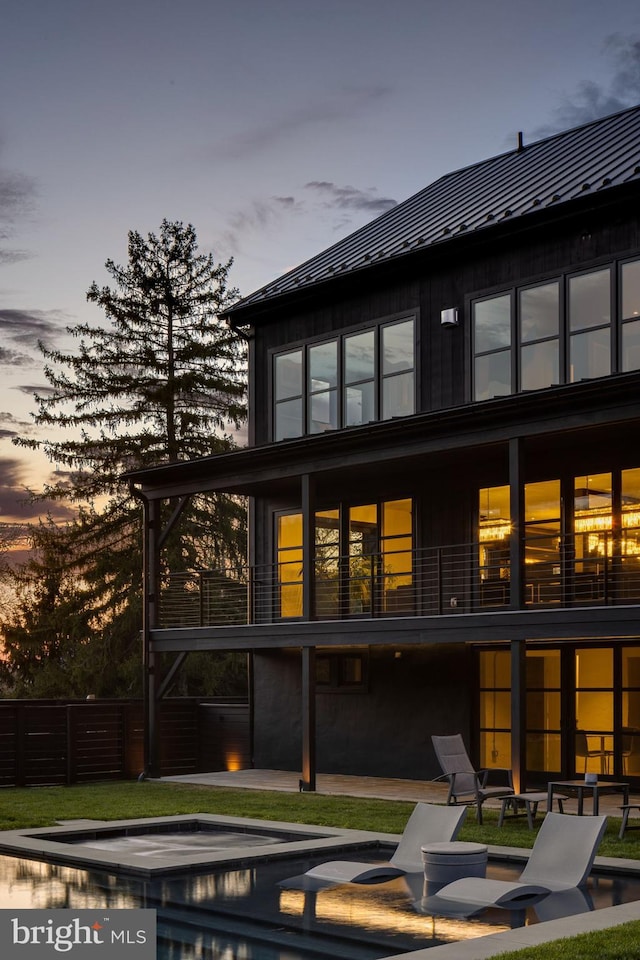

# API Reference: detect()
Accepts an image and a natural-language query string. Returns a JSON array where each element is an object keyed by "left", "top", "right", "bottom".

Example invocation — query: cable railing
[{"left": 156, "top": 530, "right": 640, "bottom": 629}]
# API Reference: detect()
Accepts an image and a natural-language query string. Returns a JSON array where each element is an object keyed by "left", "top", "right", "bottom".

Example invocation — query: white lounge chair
[
  {"left": 420, "top": 812, "right": 607, "bottom": 916},
  {"left": 280, "top": 802, "right": 467, "bottom": 887}
]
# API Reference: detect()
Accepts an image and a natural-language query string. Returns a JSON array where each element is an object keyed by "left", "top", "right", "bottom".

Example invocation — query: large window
[
  {"left": 273, "top": 316, "right": 415, "bottom": 440},
  {"left": 277, "top": 499, "right": 413, "bottom": 619},
  {"left": 480, "top": 466, "right": 640, "bottom": 608},
  {"left": 472, "top": 259, "right": 639, "bottom": 401}
]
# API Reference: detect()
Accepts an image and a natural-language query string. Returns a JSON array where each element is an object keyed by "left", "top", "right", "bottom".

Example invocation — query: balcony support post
[
  {"left": 145, "top": 496, "right": 161, "bottom": 779},
  {"left": 302, "top": 474, "right": 315, "bottom": 621},
  {"left": 300, "top": 645, "right": 317, "bottom": 791},
  {"left": 510, "top": 638, "right": 526, "bottom": 793}
]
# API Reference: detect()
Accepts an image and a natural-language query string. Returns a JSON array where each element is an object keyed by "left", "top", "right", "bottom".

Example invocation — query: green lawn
[
  {"left": 0, "top": 779, "right": 637, "bottom": 857},
  {"left": 0, "top": 780, "right": 639, "bottom": 960}
]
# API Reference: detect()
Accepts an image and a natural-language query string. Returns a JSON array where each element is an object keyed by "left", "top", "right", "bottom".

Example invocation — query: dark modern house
[{"left": 128, "top": 105, "right": 640, "bottom": 792}]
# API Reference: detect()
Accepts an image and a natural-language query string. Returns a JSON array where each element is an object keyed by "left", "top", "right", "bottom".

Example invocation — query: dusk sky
[{"left": 2, "top": 0, "right": 640, "bottom": 530}]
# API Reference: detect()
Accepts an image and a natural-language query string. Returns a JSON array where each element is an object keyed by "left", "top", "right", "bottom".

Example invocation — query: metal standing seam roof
[{"left": 229, "top": 104, "right": 640, "bottom": 315}]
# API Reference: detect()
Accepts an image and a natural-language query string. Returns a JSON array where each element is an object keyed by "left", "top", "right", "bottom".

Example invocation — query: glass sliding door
[
  {"left": 621, "top": 468, "right": 640, "bottom": 601},
  {"left": 622, "top": 647, "right": 640, "bottom": 776},
  {"left": 526, "top": 650, "right": 561, "bottom": 775},
  {"left": 574, "top": 473, "right": 612, "bottom": 602},
  {"left": 348, "top": 504, "right": 378, "bottom": 615},
  {"left": 381, "top": 499, "right": 413, "bottom": 613},
  {"left": 575, "top": 647, "right": 614, "bottom": 776},
  {"left": 314, "top": 509, "right": 340, "bottom": 619},
  {"left": 479, "top": 485, "right": 511, "bottom": 606},
  {"left": 276, "top": 513, "right": 303, "bottom": 618},
  {"left": 524, "top": 480, "right": 561, "bottom": 604},
  {"left": 478, "top": 649, "right": 512, "bottom": 769}
]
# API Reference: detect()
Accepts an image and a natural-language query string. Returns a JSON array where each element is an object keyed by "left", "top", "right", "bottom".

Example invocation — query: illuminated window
[
  {"left": 277, "top": 513, "right": 303, "bottom": 618},
  {"left": 479, "top": 485, "right": 510, "bottom": 605},
  {"left": 277, "top": 500, "right": 413, "bottom": 620},
  {"left": 524, "top": 479, "right": 560, "bottom": 605}
]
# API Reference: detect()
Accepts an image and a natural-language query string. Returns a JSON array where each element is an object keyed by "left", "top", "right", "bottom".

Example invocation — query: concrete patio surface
[{"left": 159, "top": 767, "right": 638, "bottom": 817}]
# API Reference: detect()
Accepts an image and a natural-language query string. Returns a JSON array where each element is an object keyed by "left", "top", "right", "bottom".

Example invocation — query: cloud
[
  {"left": 305, "top": 181, "right": 397, "bottom": 215},
  {"left": 533, "top": 34, "right": 640, "bottom": 137},
  {"left": 0, "top": 308, "right": 64, "bottom": 349},
  {"left": 219, "top": 181, "right": 397, "bottom": 260},
  {"left": 0, "top": 346, "right": 36, "bottom": 368},
  {"left": 0, "top": 456, "right": 76, "bottom": 523},
  {"left": 218, "top": 196, "right": 303, "bottom": 258},
  {"left": 0, "top": 140, "right": 37, "bottom": 265},
  {"left": 0, "top": 412, "right": 33, "bottom": 439},
  {"left": 212, "top": 85, "right": 391, "bottom": 160},
  {"left": 0, "top": 310, "right": 68, "bottom": 378}
]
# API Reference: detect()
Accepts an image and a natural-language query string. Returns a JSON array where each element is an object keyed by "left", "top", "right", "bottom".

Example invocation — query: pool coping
[
  {"left": 0, "top": 813, "right": 388, "bottom": 878},
  {"left": 1, "top": 814, "right": 640, "bottom": 958}
]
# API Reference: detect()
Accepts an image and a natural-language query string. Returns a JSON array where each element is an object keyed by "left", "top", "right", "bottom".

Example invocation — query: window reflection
[
  {"left": 622, "top": 259, "right": 640, "bottom": 371},
  {"left": 520, "top": 340, "right": 559, "bottom": 391},
  {"left": 474, "top": 295, "right": 511, "bottom": 352},
  {"left": 474, "top": 351, "right": 511, "bottom": 401},
  {"left": 345, "top": 330, "right": 375, "bottom": 426},
  {"left": 274, "top": 318, "right": 414, "bottom": 438},
  {"left": 382, "top": 321, "right": 415, "bottom": 419},
  {"left": 520, "top": 282, "right": 559, "bottom": 342},
  {"left": 569, "top": 269, "right": 611, "bottom": 331},
  {"left": 274, "top": 350, "right": 303, "bottom": 440}
]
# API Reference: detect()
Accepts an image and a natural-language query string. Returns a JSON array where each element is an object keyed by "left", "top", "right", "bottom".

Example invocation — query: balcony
[{"left": 156, "top": 531, "right": 640, "bottom": 630}]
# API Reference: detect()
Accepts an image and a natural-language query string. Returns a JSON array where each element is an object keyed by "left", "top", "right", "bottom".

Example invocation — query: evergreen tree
[{"left": 3, "top": 221, "right": 247, "bottom": 696}]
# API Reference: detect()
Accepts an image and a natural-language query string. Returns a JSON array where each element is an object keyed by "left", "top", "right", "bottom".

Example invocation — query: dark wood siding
[
  {"left": 251, "top": 204, "right": 640, "bottom": 445},
  {"left": 252, "top": 646, "right": 474, "bottom": 780}
]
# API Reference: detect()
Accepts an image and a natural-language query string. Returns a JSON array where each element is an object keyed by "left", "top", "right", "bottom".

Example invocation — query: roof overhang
[{"left": 126, "top": 371, "right": 640, "bottom": 501}]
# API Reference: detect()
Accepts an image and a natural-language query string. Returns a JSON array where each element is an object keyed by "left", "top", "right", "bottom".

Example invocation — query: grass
[
  {"left": 0, "top": 779, "right": 638, "bottom": 857},
  {"left": 1, "top": 780, "right": 640, "bottom": 959},
  {"left": 493, "top": 921, "right": 640, "bottom": 959}
]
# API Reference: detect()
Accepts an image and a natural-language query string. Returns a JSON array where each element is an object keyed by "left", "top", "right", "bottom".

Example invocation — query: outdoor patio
[{"left": 158, "top": 768, "right": 638, "bottom": 819}]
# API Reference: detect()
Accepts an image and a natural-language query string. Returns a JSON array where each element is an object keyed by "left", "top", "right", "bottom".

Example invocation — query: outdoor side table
[
  {"left": 421, "top": 841, "right": 488, "bottom": 886},
  {"left": 498, "top": 791, "right": 565, "bottom": 829},
  {"left": 547, "top": 779, "right": 629, "bottom": 816}
]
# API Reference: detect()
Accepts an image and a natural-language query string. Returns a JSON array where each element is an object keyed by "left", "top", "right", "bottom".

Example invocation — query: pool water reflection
[{"left": 1, "top": 849, "right": 640, "bottom": 959}]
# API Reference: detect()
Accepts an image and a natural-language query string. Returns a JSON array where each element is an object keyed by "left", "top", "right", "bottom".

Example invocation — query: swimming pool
[{"left": 2, "top": 815, "right": 640, "bottom": 959}]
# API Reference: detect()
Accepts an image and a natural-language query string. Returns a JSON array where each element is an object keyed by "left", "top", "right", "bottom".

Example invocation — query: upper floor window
[
  {"left": 273, "top": 316, "right": 415, "bottom": 441},
  {"left": 472, "top": 259, "right": 639, "bottom": 401}
]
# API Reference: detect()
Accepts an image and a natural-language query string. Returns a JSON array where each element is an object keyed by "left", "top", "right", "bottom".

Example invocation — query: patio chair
[
  {"left": 420, "top": 811, "right": 607, "bottom": 917},
  {"left": 279, "top": 801, "right": 467, "bottom": 887},
  {"left": 576, "top": 730, "right": 613, "bottom": 775},
  {"left": 431, "top": 734, "right": 514, "bottom": 824},
  {"left": 622, "top": 729, "right": 640, "bottom": 776}
]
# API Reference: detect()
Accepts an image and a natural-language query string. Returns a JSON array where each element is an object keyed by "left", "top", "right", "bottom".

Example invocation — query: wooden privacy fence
[{"left": 0, "top": 699, "right": 250, "bottom": 787}]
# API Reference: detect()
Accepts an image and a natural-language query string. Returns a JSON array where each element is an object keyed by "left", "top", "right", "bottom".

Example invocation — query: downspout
[{"left": 129, "top": 482, "right": 154, "bottom": 780}]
